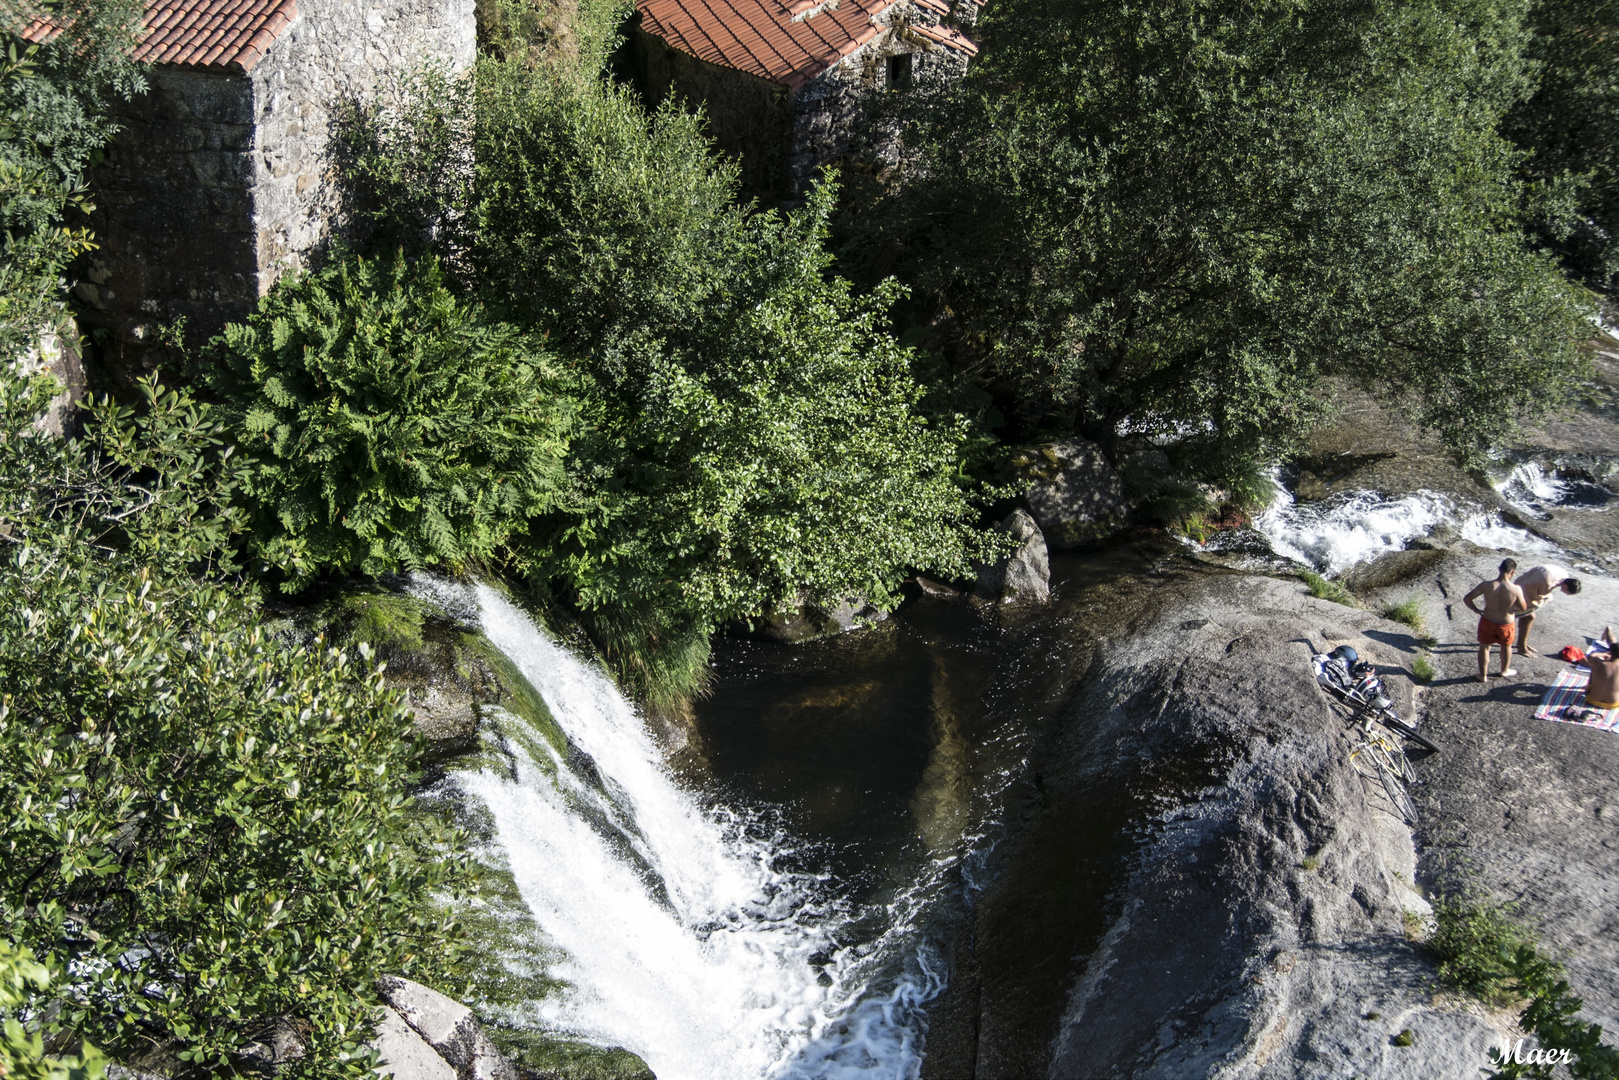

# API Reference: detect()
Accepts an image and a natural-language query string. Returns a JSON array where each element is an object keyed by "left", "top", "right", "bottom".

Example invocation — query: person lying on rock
[
  {"left": 1464, "top": 558, "right": 1527, "bottom": 682},
  {"left": 1513, "top": 563, "right": 1582, "bottom": 657},
  {"left": 1580, "top": 628, "right": 1619, "bottom": 715}
]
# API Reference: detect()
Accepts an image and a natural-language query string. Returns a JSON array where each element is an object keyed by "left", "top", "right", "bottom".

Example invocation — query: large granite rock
[
  {"left": 373, "top": 977, "right": 520, "bottom": 1080},
  {"left": 1011, "top": 438, "right": 1132, "bottom": 549},
  {"left": 974, "top": 508, "right": 1050, "bottom": 603},
  {"left": 934, "top": 565, "right": 1514, "bottom": 1079}
]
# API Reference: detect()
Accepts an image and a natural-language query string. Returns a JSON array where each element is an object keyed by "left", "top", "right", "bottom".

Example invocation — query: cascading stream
[{"left": 430, "top": 581, "right": 948, "bottom": 1080}]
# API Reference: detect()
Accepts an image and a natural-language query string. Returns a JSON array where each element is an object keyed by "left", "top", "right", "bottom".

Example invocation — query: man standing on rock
[
  {"left": 1512, "top": 564, "right": 1582, "bottom": 656},
  {"left": 1464, "top": 559, "right": 1527, "bottom": 682}
]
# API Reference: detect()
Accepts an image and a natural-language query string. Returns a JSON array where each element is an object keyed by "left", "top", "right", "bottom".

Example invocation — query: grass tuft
[
  {"left": 1301, "top": 570, "right": 1357, "bottom": 607},
  {"left": 1380, "top": 596, "right": 1427, "bottom": 636},
  {"left": 1411, "top": 655, "right": 1436, "bottom": 683},
  {"left": 1302, "top": 855, "right": 1321, "bottom": 872},
  {"left": 1393, "top": 1029, "right": 1414, "bottom": 1047}
]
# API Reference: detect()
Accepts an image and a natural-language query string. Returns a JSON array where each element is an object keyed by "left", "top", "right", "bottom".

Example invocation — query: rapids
[{"left": 433, "top": 581, "right": 960, "bottom": 1080}]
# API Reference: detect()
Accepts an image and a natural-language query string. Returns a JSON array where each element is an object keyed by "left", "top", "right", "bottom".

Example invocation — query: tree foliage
[
  {"left": 0, "top": 0, "right": 144, "bottom": 353},
  {"left": 846, "top": 0, "right": 1590, "bottom": 468},
  {"left": 207, "top": 251, "right": 578, "bottom": 589},
  {"left": 1, "top": 941, "right": 105, "bottom": 1080},
  {"left": 224, "top": 48, "right": 998, "bottom": 702},
  {"left": 1505, "top": 0, "right": 1619, "bottom": 292},
  {"left": 0, "top": 366, "right": 466, "bottom": 1076}
]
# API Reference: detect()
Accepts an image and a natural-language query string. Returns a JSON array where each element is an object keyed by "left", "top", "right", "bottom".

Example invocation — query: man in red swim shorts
[{"left": 1463, "top": 559, "right": 1527, "bottom": 684}]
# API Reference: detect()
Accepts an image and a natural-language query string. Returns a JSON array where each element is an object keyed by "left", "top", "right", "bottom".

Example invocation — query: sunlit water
[
  {"left": 1253, "top": 486, "right": 1565, "bottom": 576},
  {"left": 419, "top": 580, "right": 957, "bottom": 1080}
]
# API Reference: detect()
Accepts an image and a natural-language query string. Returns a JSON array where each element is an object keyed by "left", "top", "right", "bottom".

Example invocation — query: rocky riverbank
[{"left": 920, "top": 547, "right": 1521, "bottom": 1079}]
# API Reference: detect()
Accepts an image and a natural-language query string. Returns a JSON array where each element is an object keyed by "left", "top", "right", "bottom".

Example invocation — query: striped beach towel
[{"left": 1534, "top": 668, "right": 1619, "bottom": 732}]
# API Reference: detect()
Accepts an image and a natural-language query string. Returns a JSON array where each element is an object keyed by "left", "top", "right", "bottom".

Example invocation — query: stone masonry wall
[
  {"left": 75, "top": 67, "right": 259, "bottom": 371},
  {"left": 249, "top": 0, "right": 477, "bottom": 287},
  {"left": 73, "top": 0, "right": 475, "bottom": 372},
  {"left": 789, "top": 18, "right": 970, "bottom": 196}
]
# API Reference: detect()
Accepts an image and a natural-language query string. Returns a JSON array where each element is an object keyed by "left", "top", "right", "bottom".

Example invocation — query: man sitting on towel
[{"left": 1583, "top": 628, "right": 1619, "bottom": 712}]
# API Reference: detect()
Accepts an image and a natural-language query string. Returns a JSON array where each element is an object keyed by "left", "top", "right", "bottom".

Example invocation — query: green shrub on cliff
[
  {"left": 0, "top": 365, "right": 467, "bottom": 1075},
  {"left": 242, "top": 54, "right": 1001, "bottom": 704},
  {"left": 208, "top": 250, "right": 579, "bottom": 590}
]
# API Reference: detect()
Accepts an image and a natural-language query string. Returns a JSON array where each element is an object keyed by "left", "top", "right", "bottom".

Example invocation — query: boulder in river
[
  {"left": 752, "top": 593, "right": 890, "bottom": 643},
  {"left": 1011, "top": 438, "right": 1133, "bottom": 548},
  {"left": 974, "top": 508, "right": 1050, "bottom": 603}
]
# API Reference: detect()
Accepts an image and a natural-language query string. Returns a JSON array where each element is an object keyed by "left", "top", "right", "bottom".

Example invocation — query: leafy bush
[
  {"left": 1, "top": 0, "right": 144, "bottom": 353},
  {"left": 0, "top": 365, "right": 467, "bottom": 1075},
  {"left": 209, "top": 251, "right": 579, "bottom": 591},
  {"left": 1, "top": 941, "right": 105, "bottom": 1080},
  {"left": 1492, "top": 944, "right": 1619, "bottom": 1079},
  {"left": 1302, "top": 571, "right": 1357, "bottom": 608},
  {"left": 267, "top": 54, "right": 1002, "bottom": 703},
  {"left": 1428, "top": 893, "right": 1619, "bottom": 1078},
  {"left": 1428, "top": 894, "right": 1535, "bottom": 1007}
]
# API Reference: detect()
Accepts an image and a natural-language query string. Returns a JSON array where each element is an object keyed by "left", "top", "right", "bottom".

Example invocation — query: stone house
[
  {"left": 27, "top": 0, "right": 475, "bottom": 365},
  {"left": 630, "top": 0, "right": 977, "bottom": 201}
]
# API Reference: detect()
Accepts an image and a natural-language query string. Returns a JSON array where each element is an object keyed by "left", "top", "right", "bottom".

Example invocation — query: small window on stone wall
[{"left": 887, "top": 53, "right": 913, "bottom": 90}]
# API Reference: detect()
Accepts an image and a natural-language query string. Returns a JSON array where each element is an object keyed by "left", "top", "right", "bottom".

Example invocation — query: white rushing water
[
  {"left": 427, "top": 581, "right": 946, "bottom": 1080},
  {"left": 1254, "top": 486, "right": 1564, "bottom": 576}
]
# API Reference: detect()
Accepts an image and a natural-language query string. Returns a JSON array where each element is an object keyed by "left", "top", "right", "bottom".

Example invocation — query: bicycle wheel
[
  {"left": 1371, "top": 751, "right": 1419, "bottom": 826},
  {"left": 1379, "top": 715, "right": 1440, "bottom": 755},
  {"left": 1376, "top": 735, "right": 1418, "bottom": 785}
]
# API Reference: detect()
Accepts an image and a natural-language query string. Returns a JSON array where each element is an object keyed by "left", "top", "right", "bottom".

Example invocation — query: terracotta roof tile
[
  {"left": 640, "top": 0, "right": 969, "bottom": 89},
  {"left": 908, "top": 19, "right": 975, "bottom": 54},
  {"left": 20, "top": 0, "right": 297, "bottom": 72}
]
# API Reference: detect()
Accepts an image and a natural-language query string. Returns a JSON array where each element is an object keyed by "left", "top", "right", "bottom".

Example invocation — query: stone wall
[
  {"left": 250, "top": 0, "right": 477, "bottom": 286},
  {"left": 74, "top": 0, "right": 475, "bottom": 370},
  {"left": 75, "top": 66, "right": 259, "bottom": 372}
]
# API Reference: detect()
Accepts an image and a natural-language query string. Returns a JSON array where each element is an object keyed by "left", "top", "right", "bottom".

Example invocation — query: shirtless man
[
  {"left": 1463, "top": 559, "right": 1527, "bottom": 683},
  {"left": 1512, "top": 563, "right": 1582, "bottom": 656},
  {"left": 1582, "top": 627, "right": 1619, "bottom": 713}
]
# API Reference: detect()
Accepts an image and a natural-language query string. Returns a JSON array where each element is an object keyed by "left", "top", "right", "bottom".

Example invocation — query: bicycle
[
  {"left": 1348, "top": 710, "right": 1420, "bottom": 825},
  {"left": 1311, "top": 645, "right": 1437, "bottom": 826},
  {"left": 1312, "top": 646, "right": 1441, "bottom": 754}
]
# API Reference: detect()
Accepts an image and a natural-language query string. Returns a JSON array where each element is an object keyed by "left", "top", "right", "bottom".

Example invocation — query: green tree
[
  {"left": 848, "top": 0, "right": 1589, "bottom": 470},
  {"left": 243, "top": 50, "right": 999, "bottom": 704},
  {"left": 0, "top": 0, "right": 144, "bottom": 357},
  {"left": 207, "top": 251, "right": 579, "bottom": 590},
  {"left": 0, "top": 365, "right": 467, "bottom": 1076},
  {"left": 1504, "top": 0, "right": 1619, "bottom": 292}
]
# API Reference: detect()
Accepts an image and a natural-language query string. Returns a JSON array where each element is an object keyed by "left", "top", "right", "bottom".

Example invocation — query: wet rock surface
[
  {"left": 927, "top": 551, "right": 1515, "bottom": 1080},
  {"left": 974, "top": 508, "right": 1051, "bottom": 603}
]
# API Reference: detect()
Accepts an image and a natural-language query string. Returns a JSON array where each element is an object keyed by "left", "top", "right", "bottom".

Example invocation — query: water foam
[
  {"left": 1254, "top": 486, "right": 1563, "bottom": 575},
  {"left": 437, "top": 582, "right": 945, "bottom": 1080}
]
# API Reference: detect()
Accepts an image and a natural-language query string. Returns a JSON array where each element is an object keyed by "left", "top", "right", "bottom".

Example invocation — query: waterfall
[{"left": 431, "top": 581, "right": 948, "bottom": 1080}]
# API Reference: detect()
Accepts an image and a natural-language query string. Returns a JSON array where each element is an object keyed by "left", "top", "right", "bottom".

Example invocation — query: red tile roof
[
  {"left": 640, "top": 0, "right": 955, "bottom": 90},
  {"left": 21, "top": 0, "right": 298, "bottom": 73}
]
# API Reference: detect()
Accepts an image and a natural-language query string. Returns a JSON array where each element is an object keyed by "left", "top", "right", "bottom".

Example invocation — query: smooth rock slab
[{"left": 372, "top": 1006, "right": 455, "bottom": 1080}]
